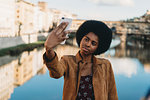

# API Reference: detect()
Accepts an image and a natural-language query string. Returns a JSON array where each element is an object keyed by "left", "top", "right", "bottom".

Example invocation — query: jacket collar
[
  {"left": 75, "top": 51, "right": 103, "bottom": 65},
  {"left": 75, "top": 51, "right": 83, "bottom": 63}
]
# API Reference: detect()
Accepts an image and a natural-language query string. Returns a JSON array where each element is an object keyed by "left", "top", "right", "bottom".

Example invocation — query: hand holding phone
[
  {"left": 59, "top": 17, "right": 72, "bottom": 31},
  {"left": 59, "top": 17, "right": 72, "bottom": 44}
]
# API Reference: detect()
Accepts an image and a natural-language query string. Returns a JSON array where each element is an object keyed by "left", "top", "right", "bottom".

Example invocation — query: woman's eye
[
  {"left": 84, "top": 38, "right": 88, "bottom": 41},
  {"left": 92, "top": 42, "right": 97, "bottom": 46}
]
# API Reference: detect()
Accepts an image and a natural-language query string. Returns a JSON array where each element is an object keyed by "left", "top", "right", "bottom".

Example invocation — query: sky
[{"left": 25, "top": 0, "right": 150, "bottom": 21}]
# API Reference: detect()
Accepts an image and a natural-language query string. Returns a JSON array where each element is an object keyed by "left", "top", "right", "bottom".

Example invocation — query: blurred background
[{"left": 0, "top": 0, "right": 150, "bottom": 100}]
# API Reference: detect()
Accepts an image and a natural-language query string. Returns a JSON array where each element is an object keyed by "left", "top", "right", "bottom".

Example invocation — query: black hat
[{"left": 76, "top": 20, "right": 112, "bottom": 55}]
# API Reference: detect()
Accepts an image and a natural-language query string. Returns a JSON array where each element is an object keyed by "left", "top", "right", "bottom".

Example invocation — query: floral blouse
[{"left": 76, "top": 74, "right": 95, "bottom": 100}]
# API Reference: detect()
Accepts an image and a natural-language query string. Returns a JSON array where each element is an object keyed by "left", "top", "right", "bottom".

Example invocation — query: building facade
[
  {"left": 15, "top": 0, "right": 35, "bottom": 35},
  {"left": 38, "top": 2, "right": 53, "bottom": 32},
  {"left": 49, "top": 8, "right": 77, "bottom": 27},
  {"left": 0, "top": 0, "right": 15, "bottom": 37}
]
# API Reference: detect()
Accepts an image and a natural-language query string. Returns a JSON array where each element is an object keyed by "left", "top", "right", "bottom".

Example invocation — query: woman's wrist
[
  {"left": 45, "top": 47, "right": 55, "bottom": 60},
  {"left": 43, "top": 51, "right": 56, "bottom": 63}
]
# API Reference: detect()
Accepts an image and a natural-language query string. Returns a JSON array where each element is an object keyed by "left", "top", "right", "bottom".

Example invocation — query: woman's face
[{"left": 80, "top": 32, "right": 99, "bottom": 56}]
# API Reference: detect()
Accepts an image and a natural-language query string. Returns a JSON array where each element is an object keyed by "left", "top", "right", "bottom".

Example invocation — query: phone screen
[
  {"left": 59, "top": 17, "right": 72, "bottom": 31},
  {"left": 59, "top": 17, "right": 72, "bottom": 44}
]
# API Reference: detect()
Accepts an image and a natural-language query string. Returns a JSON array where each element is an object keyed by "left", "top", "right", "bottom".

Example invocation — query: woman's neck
[{"left": 80, "top": 52, "right": 92, "bottom": 63}]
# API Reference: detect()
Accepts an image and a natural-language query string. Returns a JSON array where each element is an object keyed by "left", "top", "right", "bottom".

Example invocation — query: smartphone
[
  {"left": 59, "top": 17, "right": 72, "bottom": 31},
  {"left": 59, "top": 17, "right": 72, "bottom": 44}
]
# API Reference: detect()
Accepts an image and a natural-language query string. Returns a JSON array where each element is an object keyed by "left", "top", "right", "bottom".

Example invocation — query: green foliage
[{"left": 0, "top": 41, "right": 44, "bottom": 57}]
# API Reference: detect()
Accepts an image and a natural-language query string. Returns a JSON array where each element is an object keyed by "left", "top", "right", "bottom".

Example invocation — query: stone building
[
  {"left": 0, "top": 0, "right": 15, "bottom": 37},
  {"left": 15, "top": 0, "right": 35, "bottom": 35}
]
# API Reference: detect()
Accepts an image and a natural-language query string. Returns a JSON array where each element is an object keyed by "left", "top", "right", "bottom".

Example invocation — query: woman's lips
[{"left": 82, "top": 47, "right": 89, "bottom": 52}]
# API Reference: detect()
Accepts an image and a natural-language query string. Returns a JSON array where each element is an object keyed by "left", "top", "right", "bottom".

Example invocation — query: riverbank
[
  {"left": 0, "top": 36, "right": 74, "bottom": 57},
  {"left": 0, "top": 32, "right": 76, "bottom": 57},
  {"left": 0, "top": 41, "right": 44, "bottom": 57}
]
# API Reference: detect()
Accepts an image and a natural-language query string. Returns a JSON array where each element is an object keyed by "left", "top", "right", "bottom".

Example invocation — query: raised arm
[
  {"left": 44, "top": 22, "right": 70, "bottom": 59},
  {"left": 43, "top": 22, "right": 71, "bottom": 78}
]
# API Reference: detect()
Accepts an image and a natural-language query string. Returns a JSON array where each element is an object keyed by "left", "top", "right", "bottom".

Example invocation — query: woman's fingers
[
  {"left": 44, "top": 22, "right": 71, "bottom": 49},
  {"left": 46, "top": 23, "right": 68, "bottom": 41},
  {"left": 51, "top": 22, "right": 64, "bottom": 33},
  {"left": 57, "top": 30, "right": 72, "bottom": 42},
  {"left": 55, "top": 22, "right": 68, "bottom": 35},
  {"left": 61, "top": 30, "right": 72, "bottom": 40},
  {"left": 61, "top": 30, "right": 72, "bottom": 37},
  {"left": 65, "top": 30, "right": 72, "bottom": 35}
]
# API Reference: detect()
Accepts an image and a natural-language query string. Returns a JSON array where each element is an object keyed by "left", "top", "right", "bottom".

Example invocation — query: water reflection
[
  {"left": 111, "top": 39, "right": 150, "bottom": 74},
  {"left": 108, "top": 58, "right": 139, "bottom": 78},
  {"left": 0, "top": 61, "right": 14, "bottom": 100},
  {"left": 0, "top": 48, "right": 46, "bottom": 100},
  {"left": 106, "top": 39, "right": 150, "bottom": 100}
]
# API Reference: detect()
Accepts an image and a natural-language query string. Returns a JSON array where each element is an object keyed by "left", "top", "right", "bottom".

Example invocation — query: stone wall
[{"left": 0, "top": 33, "right": 48, "bottom": 49}]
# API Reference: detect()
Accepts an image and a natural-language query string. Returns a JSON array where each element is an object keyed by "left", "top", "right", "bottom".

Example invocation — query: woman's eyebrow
[
  {"left": 85, "top": 36, "right": 89, "bottom": 39},
  {"left": 85, "top": 36, "right": 98, "bottom": 43}
]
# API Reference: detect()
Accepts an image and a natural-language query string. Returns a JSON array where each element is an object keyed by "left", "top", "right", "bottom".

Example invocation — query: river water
[{"left": 0, "top": 39, "right": 150, "bottom": 100}]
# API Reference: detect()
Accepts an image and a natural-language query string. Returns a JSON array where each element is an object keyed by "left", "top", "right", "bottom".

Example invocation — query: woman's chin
[{"left": 81, "top": 50, "right": 90, "bottom": 56}]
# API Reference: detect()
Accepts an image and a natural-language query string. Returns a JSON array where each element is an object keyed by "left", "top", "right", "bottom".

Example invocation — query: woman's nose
[{"left": 86, "top": 41, "right": 91, "bottom": 47}]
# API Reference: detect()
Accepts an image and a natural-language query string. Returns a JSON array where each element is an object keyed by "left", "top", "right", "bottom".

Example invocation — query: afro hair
[{"left": 76, "top": 20, "right": 112, "bottom": 55}]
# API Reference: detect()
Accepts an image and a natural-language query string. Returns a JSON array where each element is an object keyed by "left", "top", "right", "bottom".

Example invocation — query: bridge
[
  {"left": 114, "top": 32, "right": 150, "bottom": 47},
  {"left": 103, "top": 21, "right": 150, "bottom": 42}
]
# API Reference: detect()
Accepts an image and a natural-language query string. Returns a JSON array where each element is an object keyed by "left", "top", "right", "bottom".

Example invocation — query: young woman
[{"left": 43, "top": 20, "right": 118, "bottom": 100}]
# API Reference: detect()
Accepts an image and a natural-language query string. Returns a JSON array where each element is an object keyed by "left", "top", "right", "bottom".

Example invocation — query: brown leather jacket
[{"left": 43, "top": 51, "right": 118, "bottom": 100}]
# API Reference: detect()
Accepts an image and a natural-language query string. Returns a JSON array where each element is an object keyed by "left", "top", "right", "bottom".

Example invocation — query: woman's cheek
[{"left": 92, "top": 46, "right": 97, "bottom": 53}]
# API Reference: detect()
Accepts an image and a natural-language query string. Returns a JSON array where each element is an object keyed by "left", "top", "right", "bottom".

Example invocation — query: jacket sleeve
[
  {"left": 107, "top": 60, "right": 118, "bottom": 100},
  {"left": 43, "top": 52, "right": 67, "bottom": 79}
]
